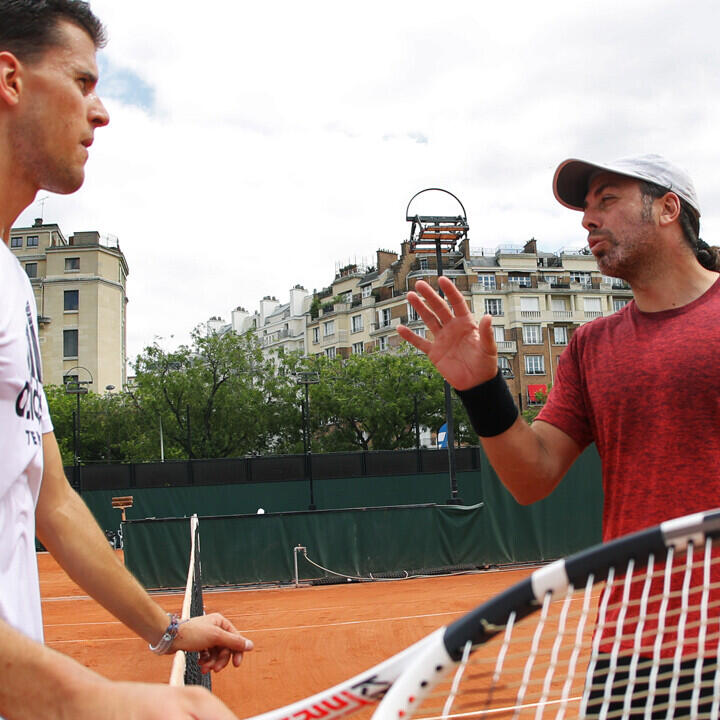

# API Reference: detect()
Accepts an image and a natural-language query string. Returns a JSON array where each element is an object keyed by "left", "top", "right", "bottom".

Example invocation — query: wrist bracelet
[
  {"left": 455, "top": 371, "right": 519, "bottom": 437},
  {"left": 149, "top": 613, "right": 185, "bottom": 655}
]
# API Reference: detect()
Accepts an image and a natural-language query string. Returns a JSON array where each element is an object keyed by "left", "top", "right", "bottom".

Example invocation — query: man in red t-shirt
[
  {"left": 399, "top": 153, "right": 719, "bottom": 536},
  {"left": 398, "top": 154, "right": 720, "bottom": 715}
]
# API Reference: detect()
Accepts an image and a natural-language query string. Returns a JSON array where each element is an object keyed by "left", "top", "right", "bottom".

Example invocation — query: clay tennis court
[{"left": 39, "top": 551, "right": 534, "bottom": 718}]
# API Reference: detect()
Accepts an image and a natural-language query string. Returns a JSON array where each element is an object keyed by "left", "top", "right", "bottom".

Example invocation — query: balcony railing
[
  {"left": 584, "top": 311, "right": 603, "bottom": 319},
  {"left": 520, "top": 310, "right": 541, "bottom": 319},
  {"left": 552, "top": 310, "right": 573, "bottom": 319},
  {"left": 496, "top": 341, "right": 517, "bottom": 353}
]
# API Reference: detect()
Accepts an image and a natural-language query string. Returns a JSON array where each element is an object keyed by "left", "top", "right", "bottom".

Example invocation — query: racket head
[{"left": 372, "top": 508, "right": 720, "bottom": 720}]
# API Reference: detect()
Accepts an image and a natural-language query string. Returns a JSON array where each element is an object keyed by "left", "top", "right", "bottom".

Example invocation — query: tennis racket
[{"left": 251, "top": 508, "right": 720, "bottom": 720}]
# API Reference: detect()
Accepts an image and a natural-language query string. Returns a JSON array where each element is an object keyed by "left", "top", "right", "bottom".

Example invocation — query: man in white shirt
[{"left": 0, "top": 2, "right": 251, "bottom": 718}]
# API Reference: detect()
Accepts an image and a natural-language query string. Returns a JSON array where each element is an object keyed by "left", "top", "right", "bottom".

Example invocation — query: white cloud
[{"left": 15, "top": 0, "right": 720, "bottom": 364}]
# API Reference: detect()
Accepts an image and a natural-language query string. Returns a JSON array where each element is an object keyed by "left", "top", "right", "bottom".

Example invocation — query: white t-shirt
[{"left": 0, "top": 242, "right": 53, "bottom": 643}]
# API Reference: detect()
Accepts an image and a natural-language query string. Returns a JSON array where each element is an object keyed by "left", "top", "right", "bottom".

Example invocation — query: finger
[
  {"left": 406, "top": 290, "right": 442, "bottom": 330},
  {"left": 198, "top": 646, "right": 231, "bottom": 673},
  {"left": 205, "top": 615, "right": 255, "bottom": 652},
  {"left": 397, "top": 324, "right": 432, "bottom": 354},
  {"left": 478, "top": 315, "right": 498, "bottom": 355},
  {"left": 413, "top": 281, "right": 454, "bottom": 324},
  {"left": 437, "top": 276, "right": 472, "bottom": 318}
]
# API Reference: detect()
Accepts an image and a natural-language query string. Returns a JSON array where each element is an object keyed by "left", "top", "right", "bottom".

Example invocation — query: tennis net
[{"left": 168, "top": 514, "right": 212, "bottom": 690}]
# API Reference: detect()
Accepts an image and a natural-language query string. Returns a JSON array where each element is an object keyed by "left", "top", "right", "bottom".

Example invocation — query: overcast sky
[{"left": 14, "top": 0, "right": 720, "bottom": 365}]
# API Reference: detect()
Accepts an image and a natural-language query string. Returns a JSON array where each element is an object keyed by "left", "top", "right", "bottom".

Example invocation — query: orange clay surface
[{"left": 38, "top": 551, "right": 532, "bottom": 719}]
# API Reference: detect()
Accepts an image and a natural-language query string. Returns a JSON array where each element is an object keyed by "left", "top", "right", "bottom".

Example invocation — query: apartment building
[
  {"left": 9, "top": 219, "right": 129, "bottom": 392},
  {"left": 256, "top": 286, "right": 311, "bottom": 360},
  {"left": 206, "top": 286, "right": 311, "bottom": 363},
  {"left": 467, "top": 238, "right": 632, "bottom": 408},
  {"left": 306, "top": 238, "right": 632, "bottom": 409}
]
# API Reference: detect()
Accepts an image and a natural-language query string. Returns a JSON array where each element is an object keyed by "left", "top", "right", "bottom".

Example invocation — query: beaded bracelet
[{"left": 149, "top": 613, "right": 186, "bottom": 655}]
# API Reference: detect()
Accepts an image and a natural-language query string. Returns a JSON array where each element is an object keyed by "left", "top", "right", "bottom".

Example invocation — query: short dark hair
[
  {"left": 0, "top": 0, "right": 106, "bottom": 63},
  {"left": 638, "top": 179, "right": 719, "bottom": 272}
]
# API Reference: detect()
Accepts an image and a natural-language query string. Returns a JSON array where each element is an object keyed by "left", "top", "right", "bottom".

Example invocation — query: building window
[
  {"left": 26, "top": 235, "right": 39, "bottom": 247},
  {"left": 352, "top": 341, "right": 364, "bottom": 355},
  {"left": 613, "top": 298, "right": 630, "bottom": 312},
  {"left": 325, "top": 346, "right": 336, "bottom": 360},
  {"left": 10, "top": 236, "right": 22, "bottom": 248},
  {"left": 378, "top": 308, "right": 391, "bottom": 328},
  {"left": 522, "top": 324, "right": 542, "bottom": 344},
  {"left": 344, "top": 291, "right": 352, "bottom": 304},
  {"left": 351, "top": 314, "right": 363, "bottom": 333},
  {"left": 362, "top": 285, "right": 371, "bottom": 298},
  {"left": 520, "top": 297, "right": 541, "bottom": 317},
  {"left": 484, "top": 298, "right": 503, "bottom": 316},
  {"left": 525, "top": 355, "right": 545, "bottom": 375},
  {"left": 64, "top": 290, "right": 79, "bottom": 312},
  {"left": 415, "top": 328, "right": 426, "bottom": 339},
  {"left": 498, "top": 356, "right": 511, "bottom": 374},
  {"left": 493, "top": 326, "right": 505, "bottom": 343},
  {"left": 570, "top": 271, "right": 592, "bottom": 287},
  {"left": 508, "top": 273, "right": 531, "bottom": 287},
  {"left": 584, "top": 297, "right": 603, "bottom": 316},
  {"left": 553, "top": 326, "right": 568, "bottom": 345},
  {"left": 65, "top": 257, "right": 80, "bottom": 272},
  {"left": 312, "top": 327, "right": 319, "bottom": 344},
  {"left": 323, "top": 320, "right": 335, "bottom": 337},
  {"left": 478, "top": 274, "right": 496, "bottom": 290},
  {"left": 378, "top": 336, "right": 388, "bottom": 351},
  {"left": 63, "top": 329, "right": 78, "bottom": 358},
  {"left": 419, "top": 256, "right": 429, "bottom": 270},
  {"left": 25, "top": 263, "right": 37, "bottom": 278},
  {"left": 407, "top": 302, "right": 419, "bottom": 322},
  {"left": 551, "top": 297, "right": 568, "bottom": 312}
]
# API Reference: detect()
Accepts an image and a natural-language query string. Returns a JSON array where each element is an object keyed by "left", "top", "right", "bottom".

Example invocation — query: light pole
[
  {"left": 406, "top": 188, "right": 469, "bottom": 505},
  {"left": 296, "top": 370, "right": 320, "bottom": 510},
  {"left": 63, "top": 366, "right": 93, "bottom": 491}
]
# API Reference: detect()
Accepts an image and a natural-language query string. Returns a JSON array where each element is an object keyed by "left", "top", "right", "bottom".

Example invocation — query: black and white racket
[{"left": 251, "top": 508, "right": 720, "bottom": 720}]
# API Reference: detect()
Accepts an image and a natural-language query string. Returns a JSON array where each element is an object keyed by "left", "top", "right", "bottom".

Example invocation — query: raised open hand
[{"left": 397, "top": 277, "right": 498, "bottom": 391}]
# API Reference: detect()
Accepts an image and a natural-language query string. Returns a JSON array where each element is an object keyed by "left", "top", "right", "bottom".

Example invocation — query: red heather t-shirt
[{"left": 538, "top": 276, "right": 720, "bottom": 543}]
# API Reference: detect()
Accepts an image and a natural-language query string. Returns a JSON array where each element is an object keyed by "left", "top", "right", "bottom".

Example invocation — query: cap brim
[{"left": 553, "top": 159, "right": 614, "bottom": 212}]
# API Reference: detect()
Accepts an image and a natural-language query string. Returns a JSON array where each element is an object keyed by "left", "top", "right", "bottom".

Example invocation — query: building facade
[
  {"left": 9, "top": 219, "right": 129, "bottom": 392},
  {"left": 305, "top": 238, "right": 632, "bottom": 410}
]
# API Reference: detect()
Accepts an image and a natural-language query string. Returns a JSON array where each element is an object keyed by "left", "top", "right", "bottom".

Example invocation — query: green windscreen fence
[
  {"left": 82, "top": 445, "right": 602, "bottom": 537},
  {"left": 97, "top": 444, "right": 603, "bottom": 588},
  {"left": 124, "top": 488, "right": 602, "bottom": 589}
]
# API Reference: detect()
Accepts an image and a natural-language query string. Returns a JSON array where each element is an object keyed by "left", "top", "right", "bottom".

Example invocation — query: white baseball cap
[{"left": 553, "top": 154, "right": 701, "bottom": 217}]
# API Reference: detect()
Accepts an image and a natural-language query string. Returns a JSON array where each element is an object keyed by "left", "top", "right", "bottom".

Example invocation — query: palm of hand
[{"left": 427, "top": 314, "right": 498, "bottom": 391}]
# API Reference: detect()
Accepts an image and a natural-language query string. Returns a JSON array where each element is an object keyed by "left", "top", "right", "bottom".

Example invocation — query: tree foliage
[{"left": 45, "top": 328, "right": 479, "bottom": 465}]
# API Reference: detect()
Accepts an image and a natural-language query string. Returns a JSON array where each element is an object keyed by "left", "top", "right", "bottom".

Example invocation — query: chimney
[
  {"left": 376, "top": 249, "right": 398, "bottom": 274},
  {"left": 33, "top": 218, "right": 42, "bottom": 227},
  {"left": 523, "top": 238, "right": 538, "bottom": 255}
]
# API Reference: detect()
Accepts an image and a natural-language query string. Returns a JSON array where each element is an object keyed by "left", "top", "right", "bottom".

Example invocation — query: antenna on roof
[{"left": 37, "top": 196, "right": 49, "bottom": 222}]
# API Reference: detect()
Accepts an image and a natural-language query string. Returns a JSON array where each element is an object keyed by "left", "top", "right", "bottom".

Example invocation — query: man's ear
[
  {"left": 658, "top": 191, "right": 681, "bottom": 227},
  {"left": 0, "top": 51, "right": 23, "bottom": 107}
]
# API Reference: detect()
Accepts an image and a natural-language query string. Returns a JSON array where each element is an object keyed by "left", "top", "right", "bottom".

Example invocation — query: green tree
[
  {"left": 131, "top": 329, "right": 288, "bottom": 459},
  {"left": 44, "top": 385, "right": 151, "bottom": 465},
  {"left": 303, "top": 350, "right": 449, "bottom": 451}
]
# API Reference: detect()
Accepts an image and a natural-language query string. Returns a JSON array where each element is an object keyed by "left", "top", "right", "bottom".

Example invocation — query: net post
[{"left": 293, "top": 545, "right": 306, "bottom": 588}]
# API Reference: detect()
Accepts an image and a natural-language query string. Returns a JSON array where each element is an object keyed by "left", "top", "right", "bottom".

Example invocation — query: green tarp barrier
[{"left": 124, "top": 446, "right": 602, "bottom": 590}]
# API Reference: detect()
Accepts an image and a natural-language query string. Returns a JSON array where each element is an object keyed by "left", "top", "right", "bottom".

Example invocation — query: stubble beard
[
  {"left": 10, "top": 109, "right": 86, "bottom": 196},
  {"left": 593, "top": 214, "right": 656, "bottom": 282}
]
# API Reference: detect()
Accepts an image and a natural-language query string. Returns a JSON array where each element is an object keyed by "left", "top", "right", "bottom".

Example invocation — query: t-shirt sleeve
[{"left": 536, "top": 335, "right": 593, "bottom": 449}]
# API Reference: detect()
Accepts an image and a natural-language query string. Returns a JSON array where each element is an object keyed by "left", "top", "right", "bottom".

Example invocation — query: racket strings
[{"left": 405, "top": 542, "right": 720, "bottom": 719}]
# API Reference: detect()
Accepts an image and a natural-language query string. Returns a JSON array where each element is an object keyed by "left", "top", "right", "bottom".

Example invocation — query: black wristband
[{"left": 455, "top": 371, "right": 519, "bottom": 437}]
